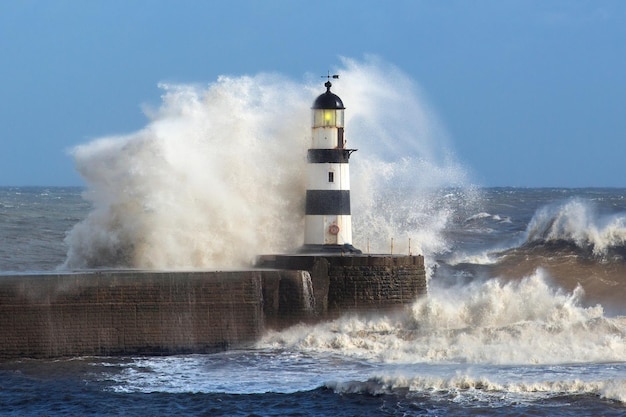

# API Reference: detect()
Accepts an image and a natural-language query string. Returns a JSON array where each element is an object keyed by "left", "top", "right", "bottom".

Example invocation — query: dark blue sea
[{"left": 1, "top": 186, "right": 625, "bottom": 416}]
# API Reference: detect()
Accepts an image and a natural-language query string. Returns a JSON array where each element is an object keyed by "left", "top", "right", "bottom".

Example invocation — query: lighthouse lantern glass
[
  {"left": 336, "top": 109, "right": 344, "bottom": 127},
  {"left": 313, "top": 109, "right": 344, "bottom": 128}
]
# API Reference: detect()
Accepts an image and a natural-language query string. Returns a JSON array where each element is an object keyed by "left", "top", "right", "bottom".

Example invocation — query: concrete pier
[
  {"left": 0, "top": 271, "right": 264, "bottom": 359},
  {"left": 0, "top": 255, "right": 426, "bottom": 360},
  {"left": 258, "top": 254, "right": 427, "bottom": 324}
]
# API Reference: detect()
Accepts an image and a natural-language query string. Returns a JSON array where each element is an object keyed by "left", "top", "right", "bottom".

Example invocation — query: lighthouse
[{"left": 302, "top": 77, "right": 361, "bottom": 254}]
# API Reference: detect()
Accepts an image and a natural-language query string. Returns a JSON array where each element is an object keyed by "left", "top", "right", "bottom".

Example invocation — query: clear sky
[{"left": 1, "top": 0, "right": 625, "bottom": 187}]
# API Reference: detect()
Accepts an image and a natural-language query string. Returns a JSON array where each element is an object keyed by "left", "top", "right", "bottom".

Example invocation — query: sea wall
[
  {"left": 0, "top": 271, "right": 264, "bottom": 359},
  {"left": 327, "top": 255, "right": 427, "bottom": 311},
  {"left": 0, "top": 255, "right": 426, "bottom": 359},
  {"left": 258, "top": 255, "right": 427, "bottom": 325}
]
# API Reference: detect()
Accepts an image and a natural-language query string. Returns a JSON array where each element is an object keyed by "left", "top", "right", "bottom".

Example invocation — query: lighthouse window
[
  {"left": 328, "top": 172, "right": 334, "bottom": 183},
  {"left": 313, "top": 109, "right": 344, "bottom": 128},
  {"left": 314, "top": 109, "right": 336, "bottom": 127},
  {"left": 336, "top": 109, "right": 344, "bottom": 127},
  {"left": 323, "top": 110, "right": 334, "bottom": 125}
]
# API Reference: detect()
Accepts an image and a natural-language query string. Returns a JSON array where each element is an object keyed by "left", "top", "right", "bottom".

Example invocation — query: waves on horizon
[
  {"left": 521, "top": 198, "right": 626, "bottom": 260},
  {"left": 448, "top": 194, "right": 626, "bottom": 266}
]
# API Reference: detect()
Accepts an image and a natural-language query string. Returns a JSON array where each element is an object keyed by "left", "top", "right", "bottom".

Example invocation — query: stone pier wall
[
  {"left": 326, "top": 255, "right": 427, "bottom": 312},
  {"left": 257, "top": 255, "right": 427, "bottom": 324},
  {"left": 0, "top": 255, "right": 427, "bottom": 359},
  {"left": 0, "top": 271, "right": 264, "bottom": 359}
]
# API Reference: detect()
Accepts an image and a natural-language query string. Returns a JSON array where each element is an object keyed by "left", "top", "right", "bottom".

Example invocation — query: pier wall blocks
[
  {"left": 328, "top": 256, "right": 426, "bottom": 312},
  {"left": 257, "top": 254, "right": 427, "bottom": 317},
  {"left": 0, "top": 255, "right": 427, "bottom": 359},
  {"left": 0, "top": 271, "right": 264, "bottom": 359}
]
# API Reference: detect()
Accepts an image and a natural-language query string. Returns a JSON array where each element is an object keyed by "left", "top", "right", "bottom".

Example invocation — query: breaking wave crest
[
  {"left": 524, "top": 198, "right": 626, "bottom": 258},
  {"left": 259, "top": 269, "right": 626, "bottom": 365},
  {"left": 62, "top": 57, "right": 473, "bottom": 269},
  {"left": 328, "top": 374, "right": 626, "bottom": 404}
]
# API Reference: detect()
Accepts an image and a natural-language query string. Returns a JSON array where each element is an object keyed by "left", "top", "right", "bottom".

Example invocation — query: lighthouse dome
[{"left": 312, "top": 81, "right": 345, "bottom": 109}]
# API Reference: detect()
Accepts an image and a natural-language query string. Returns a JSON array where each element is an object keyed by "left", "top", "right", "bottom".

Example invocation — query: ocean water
[
  {"left": 1, "top": 186, "right": 625, "bottom": 416},
  {"left": 1, "top": 61, "right": 625, "bottom": 415}
]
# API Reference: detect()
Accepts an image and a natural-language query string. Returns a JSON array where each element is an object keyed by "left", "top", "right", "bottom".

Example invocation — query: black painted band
[
  {"left": 305, "top": 190, "right": 351, "bottom": 215},
  {"left": 307, "top": 149, "right": 356, "bottom": 163}
]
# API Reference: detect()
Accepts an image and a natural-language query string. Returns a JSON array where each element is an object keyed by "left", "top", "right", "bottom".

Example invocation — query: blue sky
[{"left": 1, "top": 0, "right": 625, "bottom": 187}]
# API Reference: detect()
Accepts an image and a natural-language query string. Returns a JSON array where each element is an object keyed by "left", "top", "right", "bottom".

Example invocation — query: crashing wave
[
  {"left": 259, "top": 269, "right": 626, "bottom": 365},
  {"left": 328, "top": 374, "right": 626, "bottom": 404},
  {"left": 523, "top": 198, "right": 626, "bottom": 258},
  {"left": 62, "top": 57, "right": 473, "bottom": 270}
]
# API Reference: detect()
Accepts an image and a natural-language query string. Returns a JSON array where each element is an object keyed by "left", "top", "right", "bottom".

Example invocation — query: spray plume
[{"left": 63, "top": 57, "right": 473, "bottom": 270}]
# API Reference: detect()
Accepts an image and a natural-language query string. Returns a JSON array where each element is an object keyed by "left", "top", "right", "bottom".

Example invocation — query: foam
[
  {"left": 328, "top": 373, "right": 626, "bottom": 404},
  {"left": 259, "top": 269, "right": 626, "bottom": 365},
  {"left": 525, "top": 198, "right": 626, "bottom": 256},
  {"left": 445, "top": 250, "right": 500, "bottom": 265}
]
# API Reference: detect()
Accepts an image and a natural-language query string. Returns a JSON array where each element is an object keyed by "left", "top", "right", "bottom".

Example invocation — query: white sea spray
[
  {"left": 260, "top": 269, "right": 626, "bottom": 365},
  {"left": 62, "top": 57, "right": 473, "bottom": 269},
  {"left": 525, "top": 198, "right": 626, "bottom": 256}
]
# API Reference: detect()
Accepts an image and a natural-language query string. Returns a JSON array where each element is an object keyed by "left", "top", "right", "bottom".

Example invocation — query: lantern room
[{"left": 311, "top": 81, "right": 346, "bottom": 149}]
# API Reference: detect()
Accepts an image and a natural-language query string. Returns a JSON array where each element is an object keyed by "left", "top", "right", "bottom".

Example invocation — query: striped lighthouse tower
[{"left": 302, "top": 77, "right": 361, "bottom": 254}]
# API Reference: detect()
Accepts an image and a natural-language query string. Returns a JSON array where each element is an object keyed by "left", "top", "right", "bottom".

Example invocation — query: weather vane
[
  {"left": 321, "top": 72, "right": 339, "bottom": 90},
  {"left": 321, "top": 72, "right": 339, "bottom": 81}
]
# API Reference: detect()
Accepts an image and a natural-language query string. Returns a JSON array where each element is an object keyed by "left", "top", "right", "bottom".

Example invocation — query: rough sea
[
  {"left": 1, "top": 60, "right": 625, "bottom": 415},
  {"left": 1, "top": 186, "right": 625, "bottom": 416}
]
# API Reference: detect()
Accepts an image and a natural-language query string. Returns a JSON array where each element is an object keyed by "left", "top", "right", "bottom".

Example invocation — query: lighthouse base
[{"left": 298, "top": 243, "right": 362, "bottom": 254}]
